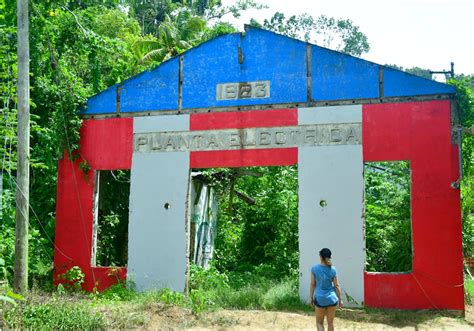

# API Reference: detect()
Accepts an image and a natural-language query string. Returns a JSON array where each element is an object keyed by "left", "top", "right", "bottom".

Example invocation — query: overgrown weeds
[
  {"left": 1, "top": 273, "right": 472, "bottom": 329},
  {"left": 187, "top": 265, "right": 308, "bottom": 312},
  {"left": 1, "top": 267, "right": 307, "bottom": 329},
  {"left": 466, "top": 277, "right": 474, "bottom": 304},
  {"left": 4, "top": 268, "right": 470, "bottom": 329},
  {"left": 4, "top": 297, "right": 106, "bottom": 329}
]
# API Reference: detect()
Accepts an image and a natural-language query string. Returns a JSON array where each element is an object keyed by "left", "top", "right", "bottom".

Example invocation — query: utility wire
[
  {"left": 411, "top": 273, "right": 439, "bottom": 310},
  {"left": 30, "top": 0, "right": 99, "bottom": 286},
  {"left": 0, "top": 18, "right": 72, "bottom": 270},
  {"left": 0, "top": 3, "right": 97, "bottom": 286},
  {"left": 413, "top": 270, "right": 464, "bottom": 288}
]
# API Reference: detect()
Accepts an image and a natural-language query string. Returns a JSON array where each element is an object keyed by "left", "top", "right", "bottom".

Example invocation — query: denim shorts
[{"left": 314, "top": 299, "right": 338, "bottom": 308}]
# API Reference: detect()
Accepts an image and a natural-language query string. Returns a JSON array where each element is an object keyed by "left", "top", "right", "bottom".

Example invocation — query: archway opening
[
  {"left": 188, "top": 165, "right": 300, "bottom": 308},
  {"left": 364, "top": 161, "right": 413, "bottom": 273}
]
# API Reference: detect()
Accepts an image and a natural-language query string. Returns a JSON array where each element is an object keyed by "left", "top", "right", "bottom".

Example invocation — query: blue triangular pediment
[{"left": 83, "top": 26, "right": 455, "bottom": 115}]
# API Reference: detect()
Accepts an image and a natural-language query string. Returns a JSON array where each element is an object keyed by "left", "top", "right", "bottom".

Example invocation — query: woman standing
[{"left": 310, "top": 248, "right": 343, "bottom": 331}]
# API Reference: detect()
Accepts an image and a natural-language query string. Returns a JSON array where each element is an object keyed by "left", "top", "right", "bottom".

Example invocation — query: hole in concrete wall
[
  {"left": 92, "top": 170, "right": 130, "bottom": 267},
  {"left": 188, "top": 166, "right": 299, "bottom": 277},
  {"left": 364, "top": 161, "right": 412, "bottom": 272}
]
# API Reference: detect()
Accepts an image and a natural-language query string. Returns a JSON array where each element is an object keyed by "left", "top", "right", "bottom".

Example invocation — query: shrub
[
  {"left": 465, "top": 278, "right": 474, "bottom": 305},
  {"left": 4, "top": 300, "right": 106, "bottom": 329},
  {"left": 189, "top": 264, "right": 229, "bottom": 291},
  {"left": 98, "top": 281, "right": 137, "bottom": 301},
  {"left": 157, "top": 288, "right": 186, "bottom": 305},
  {"left": 58, "top": 266, "right": 85, "bottom": 292}
]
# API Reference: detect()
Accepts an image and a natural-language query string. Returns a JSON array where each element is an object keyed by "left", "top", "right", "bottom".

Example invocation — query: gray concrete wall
[
  {"left": 298, "top": 105, "right": 364, "bottom": 306},
  {"left": 128, "top": 107, "right": 364, "bottom": 301},
  {"left": 128, "top": 115, "right": 190, "bottom": 291}
]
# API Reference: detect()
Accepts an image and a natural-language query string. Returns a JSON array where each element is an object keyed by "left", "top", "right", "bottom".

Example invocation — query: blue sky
[{"left": 221, "top": 0, "right": 473, "bottom": 77}]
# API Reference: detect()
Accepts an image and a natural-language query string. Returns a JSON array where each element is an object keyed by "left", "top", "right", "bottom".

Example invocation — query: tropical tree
[
  {"left": 207, "top": 166, "right": 299, "bottom": 279},
  {"left": 134, "top": 11, "right": 207, "bottom": 63},
  {"left": 128, "top": 0, "right": 178, "bottom": 36},
  {"left": 0, "top": 1, "right": 146, "bottom": 285},
  {"left": 250, "top": 12, "right": 370, "bottom": 56},
  {"left": 448, "top": 77, "right": 474, "bottom": 259},
  {"left": 132, "top": 0, "right": 261, "bottom": 65},
  {"left": 364, "top": 162, "right": 412, "bottom": 272}
]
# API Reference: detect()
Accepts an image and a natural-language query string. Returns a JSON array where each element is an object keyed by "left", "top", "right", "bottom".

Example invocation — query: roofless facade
[{"left": 53, "top": 26, "right": 464, "bottom": 310}]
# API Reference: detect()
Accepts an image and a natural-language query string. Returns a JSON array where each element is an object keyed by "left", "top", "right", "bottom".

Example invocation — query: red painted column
[
  {"left": 54, "top": 118, "right": 132, "bottom": 291},
  {"left": 363, "top": 100, "right": 463, "bottom": 310},
  {"left": 54, "top": 153, "right": 95, "bottom": 283}
]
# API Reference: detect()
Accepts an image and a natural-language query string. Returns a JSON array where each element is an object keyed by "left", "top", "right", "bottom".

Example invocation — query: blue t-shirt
[{"left": 311, "top": 264, "right": 338, "bottom": 306}]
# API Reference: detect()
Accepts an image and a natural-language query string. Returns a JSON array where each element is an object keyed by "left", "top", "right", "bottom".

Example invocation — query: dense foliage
[
  {"left": 3, "top": 268, "right": 306, "bottom": 328},
  {"left": 205, "top": 161, "right": 414, "bottom": 277},
  {"left": 449, "top": 77, "right": 474, "bottom": 258},
  {"left": 0, "top": 0, "right": 472, "bottom": 305},
  {"left": 0, "top": 0, "right": 255, "bottom": 286},
  {"left": 205, "top": 167, "right": 298, "bottom": 279},
  {"left": 96, "top": 170, "right": 130, "bottom": 267},
  {"left": 364, "top": 162, "right": 412, "bottom": 272}
]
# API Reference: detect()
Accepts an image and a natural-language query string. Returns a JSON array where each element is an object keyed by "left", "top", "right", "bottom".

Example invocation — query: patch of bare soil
[{"left": 147, "top": 305, "right": 474, "bottom": 330}]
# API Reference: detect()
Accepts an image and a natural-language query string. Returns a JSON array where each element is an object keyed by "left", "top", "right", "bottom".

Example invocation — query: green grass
[
  {"left": 466, "top": 277, "right": 474, "bottom": 304},
  {"left": 2, "top": 286, "right": 188, "bottom": 330},
  {"left": 4, "top": 299, "right": 106, "bottom": 330},
  {"left": 187, "top": 266, "right": 308, "bottom": 311},
  {"left": 3, "top": 273, "right": 471, "bottom": 329},
  {"left": 1, "top": 270, "right": 306, "bottom": 329},
  {"left": 201, "top": 277, "right": 308, "bottom": 311}
]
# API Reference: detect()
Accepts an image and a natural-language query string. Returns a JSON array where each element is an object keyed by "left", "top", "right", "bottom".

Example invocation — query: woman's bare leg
[
  {"left": 326, "top": 305, "right": 337, "bottom": 331},
  {"left": 315, "top": 307, "right": 326, "bottom": 331}
]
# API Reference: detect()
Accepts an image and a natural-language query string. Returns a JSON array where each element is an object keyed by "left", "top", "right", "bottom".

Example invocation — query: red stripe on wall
[
  {"left": 363, "top": 100, "right": 463, "bottom": 310},
  {"left": 190, "top": 148, "right": 298, "bottom": 168},
  {"left": 362, "top": 102, "right": 411, "bottom": 161},
  {"left": 190, "top": 108, "right": 297, "bottom": 131},
  {"left": 80, "top": 118, "right": 133, "bottom": 169}
]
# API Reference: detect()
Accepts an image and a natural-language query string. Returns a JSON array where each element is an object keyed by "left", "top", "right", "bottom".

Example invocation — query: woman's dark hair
[{"left": 319, "top": 248, "right": 332, "bottom": 266}]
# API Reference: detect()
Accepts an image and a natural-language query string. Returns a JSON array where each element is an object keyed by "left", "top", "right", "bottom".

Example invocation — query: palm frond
[{"left": 141, "top": 48, "right": 167, "bottom": 63}]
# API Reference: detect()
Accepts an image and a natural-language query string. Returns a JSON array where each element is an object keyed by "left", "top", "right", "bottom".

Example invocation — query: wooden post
[{"left": 14, "top": 0, "right": 30, "bottom": 294}]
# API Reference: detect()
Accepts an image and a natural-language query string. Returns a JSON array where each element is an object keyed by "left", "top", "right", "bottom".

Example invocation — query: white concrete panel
[
  {"left": 298, "top": 105, "right": 362, "bottom": 125},
  {"left": 134, "top": 114, "right": 190, "bottom": 133},
  {"left": 128, "top": 151, "right": 189, "bottom": 291},
  {"left": 298, "top": 144, "right": 364, "bottom": 307}
]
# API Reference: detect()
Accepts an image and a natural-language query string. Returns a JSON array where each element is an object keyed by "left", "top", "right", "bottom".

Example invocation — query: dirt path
[{"left": 148, "top": 305, "right": 474, "bottom": 330}]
